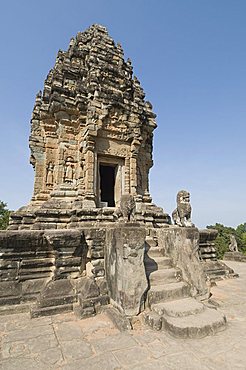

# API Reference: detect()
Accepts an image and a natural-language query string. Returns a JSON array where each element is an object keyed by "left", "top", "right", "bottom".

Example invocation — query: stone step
[
  {"left": 0, "top": 296, "right": 21, "bottom": 306},
  {"left": 31, "top": 303, "right": 73, "bottom": 318},
  {"left": 201, "top": 253, "right": 217, "bottom": 259},
  {"left": 162, "top": 307, "right": 227, "bottom": 338},
  {"left": 38, "top": 294, "right": 76, "bottom": 308},
  {"left": 145, "top": 237, "right": 158, "bottom": 249},
  {"left": 0, "top": 303, "right": 31, "bottom": 316},
  {"left": 152, "top": 297, "right": 205, "bottom": 317},
  {"left": 149, "top": 268, "right": 180, "bottom": 285},
  {"left": 144, "top": 310, "right": 162, "bottom": 331},
  {"left": 148, "top": 281, "right": 190, "bottom": 305},
  {"left": 145, "top": 256, "right": 173, "bottom": 270},
  {"left": 146, "top": 247, "right": 163, "bottom": 258}
]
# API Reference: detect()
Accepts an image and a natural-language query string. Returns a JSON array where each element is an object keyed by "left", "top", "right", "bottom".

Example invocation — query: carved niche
[
  {"left": 46, "top": 162, "right": 54, "bottom": 186},
  {"left": 64, "top": 157, "right": 75, "bottom": 183}
]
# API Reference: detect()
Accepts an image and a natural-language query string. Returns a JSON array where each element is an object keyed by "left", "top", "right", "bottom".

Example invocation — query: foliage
[
  {"left": 207, "top": 222, "right": 246, "bottom": 258},
  {"left": 235, "top": 223, "right": 246, "bottom": 253},
  {"left": 0, "top": 201, "right": 10, "bottom": 230}
]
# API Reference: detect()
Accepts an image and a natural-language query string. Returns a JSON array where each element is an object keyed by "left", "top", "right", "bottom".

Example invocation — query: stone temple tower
[
  {"left": 2, "top": 25, "right": 227, "bottom": 338},
  {"left": 10, "top": 24, "right": 170, "bottom": 229}
]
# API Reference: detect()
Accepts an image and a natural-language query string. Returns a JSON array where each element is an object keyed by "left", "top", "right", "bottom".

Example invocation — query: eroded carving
[
  {"left": 172, "top": 190, "right": 194, "bottom": 227},
  {"left": 46, "top": 162, "right": 54, "bottom": 186},
  {"left": 229, "top": 234, "right": 238, "bottom": 252},
  {"left": 10, "top": 24, "right": 170, "bottom": 229},
  {"left": 114, "top": 194, "right": 136, "bottom": 222},
  {"left": 64, "top": 157, "right": 75, "bottom": 183}
]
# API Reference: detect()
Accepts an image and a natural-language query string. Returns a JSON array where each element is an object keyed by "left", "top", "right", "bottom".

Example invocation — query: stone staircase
[{"left": 144, "top": 235, "right": 227, "bottom": 338}]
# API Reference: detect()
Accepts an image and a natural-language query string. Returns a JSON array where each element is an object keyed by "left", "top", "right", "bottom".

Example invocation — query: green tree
[
  {"left": 207, "top": 222, "right": 246, "bottom": 257},
  {"left": 0, "top": 201, "right": 10, "bottom": 230},
  {"left": 206, "top": 223, "right": 236, "bottom": 259},
  {"left": 235, "top": 223, "right": 246, "bottom": 253}
]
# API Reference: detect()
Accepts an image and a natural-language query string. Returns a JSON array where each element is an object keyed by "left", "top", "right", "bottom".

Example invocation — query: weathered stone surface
[
  {"left": 44, "top": 229, "right": 88, "bottom": 279},
  {"left": 113, "top": 194, "right": 136, "bottom": 222},
  {"left": 2, "top": 262, "right": 246, "bottom": 368},
  {"left": 31, "top": 304, "right": 74, "bottom": 318},
  {"left": 30, "top": 279, "right": 76, "bottom": 318},
  {"left": 105, "top": 225, "right": 147, "bottom": 316},
  {"left": 147, "top": 281, "right": 190, "bottom": 305},
  {"left": 145, "top": 228, "right": 227, "bottom": 338},
  {"left": 7, "top": 24, "right": 169, "bottom": 231},
  {"left": 161, "top": 307, "right": 226, "bottom": 339},
  {"left": 0, "top": 303, "right": 30, "bottom": 316},
  {"left": 60, "top": 338, "right": 93, "bottom": 361},
  {"left": 157, "top": 227, "right": 208, "bottom": 298},
  {"left": 0, "top": 281, "right": 21, "bottom": 298},
  {"left": 102, "top": 306, "right": 132, "bottom": 331},
  {"left": 0, "top": 25, "right": 230, "bottom": 340},
  {"left": 172, "top": 190, "right": 194, "bottom": 227},
  {"left": 0, "top": 229, "right": 89, "bottom": 308},
  {"left": 199, "top": 228, "right": 218, "bottom": 262},
  {"left": 39, "top": 279, "right": 75, "bottom": 301},
  {"left": 76, "top": 277, "right": 99, "bottom": 299},
  {"left": 224, "top": 251, "right": 246, "bottom": 262},
  {"left": 22, "top": 278, "right": 48, "bottom": 300},
  {"left": 199, "top": 229, "right": 238, "bottom": 280},
  {"left": 152, "top": 297, "right": 205, "bottom": 318},
  {"left": 229, "top": 234, "right": 238, "bottom": 252},
  {"left": 96, "top": 277, "right": 108, "bottom": 295}
]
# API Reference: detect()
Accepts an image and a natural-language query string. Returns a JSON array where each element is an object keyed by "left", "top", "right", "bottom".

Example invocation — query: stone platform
[
  {"left": 199, "top": 229, "right": 238, "bottom": 281},
  {"left": 0, "top": 260, "right": 245, "bottom": 370},
  {"left": 224, "top": 251, "right": 246, "bottom": 262}
]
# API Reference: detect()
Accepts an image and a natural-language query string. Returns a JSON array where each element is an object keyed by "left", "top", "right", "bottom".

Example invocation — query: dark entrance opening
[{"left": 99, "top": 164, "right": 116, "bottom": 207}]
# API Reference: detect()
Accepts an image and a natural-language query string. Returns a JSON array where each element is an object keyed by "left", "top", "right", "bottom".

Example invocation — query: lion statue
[
  {"left": 229, "top": 234, "right": 238, "bottom": 252},
  {"left": 113, "top": 194, "right": 135, "bottom": 222},
  {"left": 172, "top": 190, "right": 194, "bottom": 227}
]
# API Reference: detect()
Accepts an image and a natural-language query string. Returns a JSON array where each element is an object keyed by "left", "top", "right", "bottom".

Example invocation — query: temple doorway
[
  {"left": 99, "top": 164, "right": 116, "bottom": 207},
  {"left": 97, "top": 156, "right": 125, "bottom": 208}
]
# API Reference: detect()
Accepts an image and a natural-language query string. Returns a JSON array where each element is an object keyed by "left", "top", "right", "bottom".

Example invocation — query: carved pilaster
[
  {"left": 83, "top": 137, "right": 96, "bottom": 207},
  {"left": 124, "top": 156, "right": 130, "bottom": 194},
  {"left": 130, "top": 139, "right": 140, "bottom": 195},
  {"left": 33, "top": 159, "right": 45, "bottom": 198},
  {"left": 142, "top": 159, "right": 153, "bottom": 203}
]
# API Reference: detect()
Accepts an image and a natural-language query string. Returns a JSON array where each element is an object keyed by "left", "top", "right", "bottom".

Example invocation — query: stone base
[
  {"left": 0, "top": 228, "right": 108, "bottom": 317},
  {"left": 8, "top": 200, "right": 171, "bottom": 231},
  {"left": 105, "top": 224, "right": 147, "bottom": 316},
  {"left": 224, "top": 252, "right": 246, "bottom": 262},
  {"left": 198, "top": 229, "right": 239, "bottom": 281},
  {"left": 157, "top": 226, "right": 208, "bottom": 297},
  {"left": 145, "top": 298, "right": 227, "bottom": 338},
  {"left": 201, "top": 260, "right": 239, "bottom": 281}
]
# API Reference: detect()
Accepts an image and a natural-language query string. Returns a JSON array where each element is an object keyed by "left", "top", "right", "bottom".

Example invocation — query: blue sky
[{"left": 0, "top": 0, "right": 245, "bottom": 228}]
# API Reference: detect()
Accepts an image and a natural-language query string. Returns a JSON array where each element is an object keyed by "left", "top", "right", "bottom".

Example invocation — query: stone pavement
[{"left": 0, "top": 260, "right": 245, "bottom": 370}]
